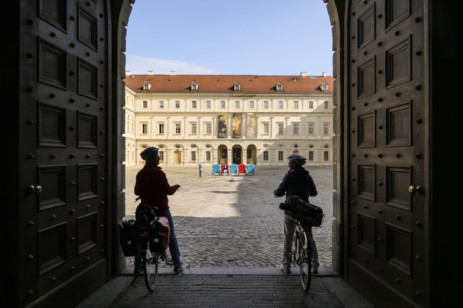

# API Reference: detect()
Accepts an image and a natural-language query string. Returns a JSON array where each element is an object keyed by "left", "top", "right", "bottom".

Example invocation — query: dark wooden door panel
[
  {"left": 20, "top": 0, "right": 109, "bottom": 306},
  {"left": 347, "top": 0, "right": 426, "bottom": 306}
]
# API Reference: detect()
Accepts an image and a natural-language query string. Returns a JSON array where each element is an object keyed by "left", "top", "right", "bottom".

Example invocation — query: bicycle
[
  {"left": 290, "top": 215, "right": 313, "bottom": 293},
  {"left": 120, "top": 203, "right": 171, "bottom": 292}
]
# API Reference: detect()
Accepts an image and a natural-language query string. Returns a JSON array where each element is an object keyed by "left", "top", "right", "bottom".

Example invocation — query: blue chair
[
  {"left": 246, "top": 164, "right": 255, "bottom": 175},
  {"left": 211, "top": 163, "right": 221, "bottom": 175},
  {"left": 229, "top": 164, "right": 238, "bottom": 175}
]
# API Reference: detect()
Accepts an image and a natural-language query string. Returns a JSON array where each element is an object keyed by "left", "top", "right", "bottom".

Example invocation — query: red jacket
[{"left": 134, "top": 163, "right": 178, "bottom": 211}]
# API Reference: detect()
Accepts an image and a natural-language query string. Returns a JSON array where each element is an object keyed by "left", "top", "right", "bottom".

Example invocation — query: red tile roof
[{"left": 124, "top": 74, "right": 334, "bottom": 94}]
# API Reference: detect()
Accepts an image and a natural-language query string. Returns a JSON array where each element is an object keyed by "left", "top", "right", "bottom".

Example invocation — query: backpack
[
  {"left": 279, "top": 195, "right": 324, "bottom": 227},
  {"left": 135, "top": 203, "right": 156, "bottom": 230}
]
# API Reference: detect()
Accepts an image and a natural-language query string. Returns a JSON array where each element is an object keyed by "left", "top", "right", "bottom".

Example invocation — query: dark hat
[
  {"left": 140, "top": 147, "right": 159, "bottom": 160},
  {"left": 287, "top": 153, "right": 307, "bottom": 160}
]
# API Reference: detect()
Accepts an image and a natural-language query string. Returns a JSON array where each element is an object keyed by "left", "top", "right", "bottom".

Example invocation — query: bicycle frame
[{"left": 292, "top": 217, "right": 313, "bottom": 293}]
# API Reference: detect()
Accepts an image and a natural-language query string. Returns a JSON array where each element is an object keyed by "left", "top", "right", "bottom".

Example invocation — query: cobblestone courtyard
[{"left": 124, "top": 165, "right": 334, "bottom": 270}]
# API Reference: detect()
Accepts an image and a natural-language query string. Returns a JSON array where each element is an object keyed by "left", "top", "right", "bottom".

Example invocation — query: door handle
[{"left": 409, "top": 185, "right": 423, "bottom": 194}]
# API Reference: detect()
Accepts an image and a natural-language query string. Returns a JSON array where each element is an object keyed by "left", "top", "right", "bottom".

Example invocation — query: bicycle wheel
[
  {"left": 143, "top": 250, "right": 160, "bottom": 292},
  {"left": 298, "top": 233, "right": 312, "bottom": 292}
]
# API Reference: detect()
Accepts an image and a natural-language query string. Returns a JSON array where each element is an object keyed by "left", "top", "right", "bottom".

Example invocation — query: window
[
  {"left": 234, "top": 82, "right": 241, "bottom": 91},
  {"left": 308, "top": 123, "right": 314, "bottom": 135},
  {"left": 263, "top": 123, "right": 269, "bottom": 135},
  {"left": 143, "top": 101, "right": 147, "bottom": 108},
  {"left": 191, "top": 123, "right": 197, "bottom": 134},
  {"left": 235, "top": 101, "right": 240, "bottom": 108},
  {"left": 191, "top": 151, "right": 196, "bottom": 161},
  {"left": 308, "top": 151, "right": 314, "bottom": 161},
  {"left": 278, "top": 101, "right": 284, "bottom": 109},
  {"left": 206, "top": 151, "right": 211, "bottom": 161},
  {"left": 264, "top": 101, "right": 269, "bottom": 109},
  {"left": 206, "top": 100, "right": 211, "bottom": 108},
  {"left": 324, "top": 151, "right": 329, "bottom": 161},
  {"left": 142, "top": 124, "right": 147, "bottom": 134},
  {"left": 159, "top": 101, "right": 164, "bottom": 109},
  {"left": 294, "top": 101, "right": 299, "bottom": 108},
  {"left": 205, "top": 123, "right": 212, "bottom": 134},
  {"left": 309, "top": 101, "right": 314, "bottom": 109},
  {"left": 324, "top": 101, "right": 329, "bottom": 109},
  {"left": 159, "top": 123, "right": 164, "bottom": 134},
  {"left": 192, "top": 100, "right": 197, "bottom": 109},
  {"left": 175, "top": 101, "right": 180, "bottom": 108},
  {"left": 221, "top": 101, "right": 226, "bottom": 109},
  {"left": 277, "top": 123, "right": 284, "bottom": 135},
  {"left": 159, "top": 151, "right": 164, "bottom": 161},
  {"left": 276, "top": 82, "right": 283, "bottom": 91},
  {"left": 278, "top": 151, "right": 284, "bottom": 161},
  {"left": 323, "top": 123, "right": 329, "bottom": 136},
  {"left": 293, "top": 123, "right": 299, "bottom": 135},
  {"left": 249, "top": 101, "right": 254, "bottom": 108},
  {"left": 191, "top": 81, "right": 199, "bottom": 91},
  {"left": 175, "top": 123, "right": 181, "bottom": 134},
  {"left": 263, "top": 151, "right": 269, "bottom": 161}
]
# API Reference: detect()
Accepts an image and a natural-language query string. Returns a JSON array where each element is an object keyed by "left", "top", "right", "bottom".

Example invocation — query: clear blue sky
[{"left": 126, "top": 0, "right": 333, "bottom": 76}]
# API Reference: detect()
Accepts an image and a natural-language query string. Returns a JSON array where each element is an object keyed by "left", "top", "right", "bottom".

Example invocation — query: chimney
[
  {"left": 300, "top": 72, "right": 307, "bottom": 77},
  {"left": 322, "top": 72, "right": 327, "bottom": 77},
  {"left": 170, "top": 71, "right": 176, "bottom": 76},
  {"left": 147, "top": 70, "right": 153, "bottom": 75}
]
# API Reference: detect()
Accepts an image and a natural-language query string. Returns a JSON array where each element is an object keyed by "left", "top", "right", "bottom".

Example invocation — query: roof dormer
[
  {"left": 320, "top": 81, "right": 328, "bottom": 91},
  {"left": 143, "top": 81, "right": 151, "bottom": 90},
  {"left": 275, "top": 82, "right": 283, "bottom": 91},
  {"left": 233, "top": 82, "right": 241, "bottom": 91},
  {"left": 191, "top": 80, "right": 199, "bottom": 91}
]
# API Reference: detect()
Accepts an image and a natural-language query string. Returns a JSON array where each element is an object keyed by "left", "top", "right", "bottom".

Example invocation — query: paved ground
[
  {"left": 112, "top": 274, "right": 345, "bottom": 308},
  {"left": 77, "top": 165, "right": 373, "bottom": 307},
  {"left": 123, "top": 165, "right": 334, "bottom": 270}
]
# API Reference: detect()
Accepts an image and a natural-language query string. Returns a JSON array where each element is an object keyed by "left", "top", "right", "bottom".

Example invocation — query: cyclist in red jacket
[{"left": 134, "top": 147, "right": 183, "bottom": 273}]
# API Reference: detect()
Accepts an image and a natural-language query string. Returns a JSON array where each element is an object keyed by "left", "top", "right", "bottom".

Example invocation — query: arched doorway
[
  {"left": 247, "top": 145, "right": 257, "bottom": 164},
  {"left": 232, "top": 144, "right": 242, "bottom": 164},
  {"left": 9, "top": 1, "right": 454, "bottom": 307},
  {"left": 218, "top": 144, "right": 228, "bottom": 164}
]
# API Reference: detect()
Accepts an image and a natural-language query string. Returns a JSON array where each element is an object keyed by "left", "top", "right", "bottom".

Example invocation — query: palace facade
[{"left": 123, "top": 72, "right": 334, "bottom": 166}]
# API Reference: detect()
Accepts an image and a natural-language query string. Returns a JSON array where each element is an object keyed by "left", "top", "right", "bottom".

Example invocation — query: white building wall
[{"left": 124, "top": 90, "right": 333, "bottom": 166}]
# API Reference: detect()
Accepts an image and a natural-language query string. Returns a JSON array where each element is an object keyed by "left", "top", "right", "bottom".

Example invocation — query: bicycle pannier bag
[
  {"left": 149, "top": 216, "right": 170, "bottom": 252},
  {"left": 279, "top": 195, "right": 324, "bottom": 227},
  {"left": 118, "top": 219, "right": 138, "bottom": 256}
]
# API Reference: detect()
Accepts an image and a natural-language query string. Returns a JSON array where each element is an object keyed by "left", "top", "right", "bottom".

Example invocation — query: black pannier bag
[
  {"left": 118, "top": 219, "right": 137, "bottom": 256},
  {"left": 279, "top": 195, "right": 324, "bottom": 228}
]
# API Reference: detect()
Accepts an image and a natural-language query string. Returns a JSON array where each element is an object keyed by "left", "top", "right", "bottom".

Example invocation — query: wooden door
[
  {"left": 346, "top": 0, "right": 427, "bottom": 307},
  {"left": 19, "top": 1, "right": 110, "bottom": 306},
  {"left": 175, "top": 151, "right": 182, "bottom": 164}
]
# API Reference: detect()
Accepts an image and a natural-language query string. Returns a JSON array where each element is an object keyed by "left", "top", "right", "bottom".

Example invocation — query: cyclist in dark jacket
[
  {"left": 134, "top": 146, "right": 183, "bottom": 274},
  {"left": 274, "top": 153, "right": 320, "bottom": 274}
]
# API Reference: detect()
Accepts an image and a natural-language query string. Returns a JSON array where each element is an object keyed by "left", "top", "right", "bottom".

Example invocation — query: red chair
[
  {"left": 238, "top": 164, "right": 247, "bottom": 175},
  {"left": 220, "top": 164, "right": 230, "bottom": 175}
]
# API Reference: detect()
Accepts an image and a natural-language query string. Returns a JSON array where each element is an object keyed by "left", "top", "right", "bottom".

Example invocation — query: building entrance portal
[
  {"left": 174, "top": 151, "right": 182, "bottom": 164},
  {"left": 232, "top": 147, "right": 242, "bottom": 164}
]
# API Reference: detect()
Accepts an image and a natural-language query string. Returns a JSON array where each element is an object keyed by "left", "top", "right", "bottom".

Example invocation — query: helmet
[
  {"left": 140, "top": 147, "right": 159, "bottom": 161},
  {"left": 287, "top": 153, "right": 306, "bottom": 167}
]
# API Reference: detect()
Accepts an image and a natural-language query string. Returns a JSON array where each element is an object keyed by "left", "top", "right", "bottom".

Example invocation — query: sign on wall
[
  {"left": 247, "top": 113, "right": 257, "bottom": 138},
  {"left": 218, "top": 113, "right": 227, "bottom": 138},
  {"left": 232, "top": 113, "right": 242, "bottom": 138}
]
